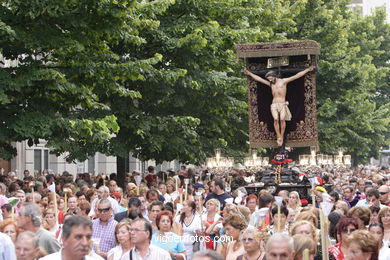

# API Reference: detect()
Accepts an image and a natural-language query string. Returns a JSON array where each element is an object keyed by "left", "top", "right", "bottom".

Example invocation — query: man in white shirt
[
  {"left": 158, "top": 183, "right": 172, "bottom": 203},
  {"left": 40, "top": 215, "right": 101, "bottom": 260},
  {"left": 126, "top": 218, "right": 171, "bottom": 260}
]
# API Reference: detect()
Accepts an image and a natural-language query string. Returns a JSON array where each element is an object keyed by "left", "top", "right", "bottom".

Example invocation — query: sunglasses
[
  {"left": 379, "top": 192, "right": 388, "bottom": 195},
  {"left": 341, "top": 228, "right": 356, "bottom": 234},
  {"left": 97, "top": 207, "right": 111, "bottom": 213}
]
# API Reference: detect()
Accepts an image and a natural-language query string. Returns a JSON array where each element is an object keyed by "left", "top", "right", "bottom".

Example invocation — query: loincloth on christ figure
[{"left": 270, "top": 102, "right": 292, "bottom": 121}]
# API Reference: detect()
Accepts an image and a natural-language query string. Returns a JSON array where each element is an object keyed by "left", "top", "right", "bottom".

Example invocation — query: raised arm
[
  {"left": 243, "top": 68, "right": 271, "bottom": 86},
  {"left": 284, "top": 65, "right": 315, "bottom": 84}
]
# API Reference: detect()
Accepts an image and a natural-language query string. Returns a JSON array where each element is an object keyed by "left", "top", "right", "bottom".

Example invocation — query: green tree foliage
[
  {"left": 286, "top": 0, "right": 390, "bottom": 163},
  {"left": 0, "top": 0, "right": 388, "bottom": 166},
  {"left": 0, "top": 0, "right": 171, "bottom": 161},
  {"left": 105, "top": 0, "right": 295, "bottom": 163}
]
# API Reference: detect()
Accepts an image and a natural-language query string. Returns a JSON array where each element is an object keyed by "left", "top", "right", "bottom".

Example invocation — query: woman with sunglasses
[
  {"left": 237, "top": 227, "right": 268, "bottom": 260},
  {"left": 328, "top": 216, "right": 359, "bottom": 260}
]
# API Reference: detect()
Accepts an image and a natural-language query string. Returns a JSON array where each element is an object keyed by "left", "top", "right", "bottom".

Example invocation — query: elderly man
[
  {"left": 15, "top": 231, "right": 40, "bottom": 260},
  {"left": 17, "top": 203, "right": 60, "bottom": 254},
  {"left": 265, "top": 233, "right": 295, "bottom": 260},
  {"left": 88, "top": 186, "right": 119, "bottom": 217},
  {"left": 40, "top": 215, "right": 101, "bottom": 260},
  {"left": 126, "top": 218, "right": 171, "bottom": 260},
  {"left": 92, "top": 199, "right": 117, "bottom": 258},
  {"left": 378, "top": 185, "right": 390, "bottom": 206}
]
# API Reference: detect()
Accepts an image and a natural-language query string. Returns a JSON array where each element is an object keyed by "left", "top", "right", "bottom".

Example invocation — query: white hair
[
  {"left": 23, "top": 203, "right": 42, "bottom": 227},
  {"left": 99, "top": 186, "right": 109, "bottom": 193},
  {"left": 266, "top": 233, "right": 294, "bottom": 253}
]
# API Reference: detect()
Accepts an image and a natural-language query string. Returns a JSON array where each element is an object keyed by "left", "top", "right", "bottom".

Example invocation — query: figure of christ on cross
[{"left": 243, "top": 66, "right": 315, "bottom": 146}]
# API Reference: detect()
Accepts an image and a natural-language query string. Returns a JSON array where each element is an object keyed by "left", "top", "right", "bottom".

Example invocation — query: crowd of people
[{"left": 0, "top": 164, "right": 389, "bottom": 260}]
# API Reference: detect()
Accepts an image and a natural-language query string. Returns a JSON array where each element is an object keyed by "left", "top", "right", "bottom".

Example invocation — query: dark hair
[
  {"left": 336, "top": 216, "right": 359, "bottom": 242},
  {"left": 258, "top": 194, "right": 274, "bottom": 208},
  {"left": 343, "top": 186, "right": 353, "bottom": 193},
  {"left": 148, "top": 201, "right": 164, "bottom": 211},
  {"left": 147, "top": 166, "right": 155, "bottom": 173},
  {"left": 329, "top": 191, "right": 339, "bottom": 202},
  {"left": 146, "top": 190, "right": 159, "bottom": 200},
  {"left": 75, "top": 191, "right": 84, "bottom": 198},
  {"left": 127, "top": 209, "right": 143, "bottom": 220},
  {"left": 328, "top": 211, "right": 342, "bottom": 239},
  {"left": 156, "top": 210, "right": 173, "bottom": 230},
  {"left": 213, "top": 179, "right": 224, "bottom": 190},
  {"left": 164, "top": 205, "right": 174, "bottom": 214},
  {"left": 180, "top": 200, "right": 196, "bottom": 224},
  {"left": 369, "top": 205, "right": 380, "bottom": 215},
  {"left": 368, "top": 222, "right": 384, "bottom": 232},
  {"left": 366, "top": 189, "right": 380, "bottom": 199},
  {"left": 271, "top": 206, "right": 289, "bottom": 217},
  {"left": 128, "top": 197, "right": 141, "bottom": 208},
  {"left": 62, "top": 215, "right": 92, "bottom": 238},
  {"left": 1, "top": 204, "right": 12, "bottom": 212}
]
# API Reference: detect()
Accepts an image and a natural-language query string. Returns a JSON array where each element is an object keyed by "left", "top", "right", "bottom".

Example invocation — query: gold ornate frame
[{"left": 237, "top": 41, "right": 320, "bottom": 148}]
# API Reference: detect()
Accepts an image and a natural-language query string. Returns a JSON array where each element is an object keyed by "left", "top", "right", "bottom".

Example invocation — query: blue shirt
[{"left": 151, "top": 232, "right": 185, "bottom": 256}]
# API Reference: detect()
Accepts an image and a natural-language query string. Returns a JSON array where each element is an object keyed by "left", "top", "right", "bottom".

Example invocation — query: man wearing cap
[{"left": 243, "top": 66, "right": 315, "bottom": 146}]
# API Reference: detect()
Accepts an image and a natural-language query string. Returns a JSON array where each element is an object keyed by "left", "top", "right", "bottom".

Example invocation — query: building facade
[
  {"left": 1, "top": 140, "right": 180, "bottom": 179},
  {"left": 350, "top": 0, "right": 390, "bottom": 23}
]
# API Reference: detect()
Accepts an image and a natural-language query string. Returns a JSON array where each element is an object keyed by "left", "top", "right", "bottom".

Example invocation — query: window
[
  {"left": 34, "top": 149, "right": 49, "bottom": 172},
  {"left": 87, "top": 156, "right": 95, "bottom": 174}
]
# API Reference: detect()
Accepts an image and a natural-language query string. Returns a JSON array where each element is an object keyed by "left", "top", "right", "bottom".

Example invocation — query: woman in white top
[
  {"left": 108, "top": 221, "right": 133, "bottom": 260},
  {"left": 175, "top": 200, "right": 202, "bottom": 260},
  {"left": 43, "top": 209, "right": 60, "bottom": 239},
  {"left": 287, "top": 191, "right": 302, "bottom": 224},
  {"left": 379, "top": 207, "right": 390, "bottom": 246},
  {"left": 368, "top": 222, "right": 390, "bottom": 260}
]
